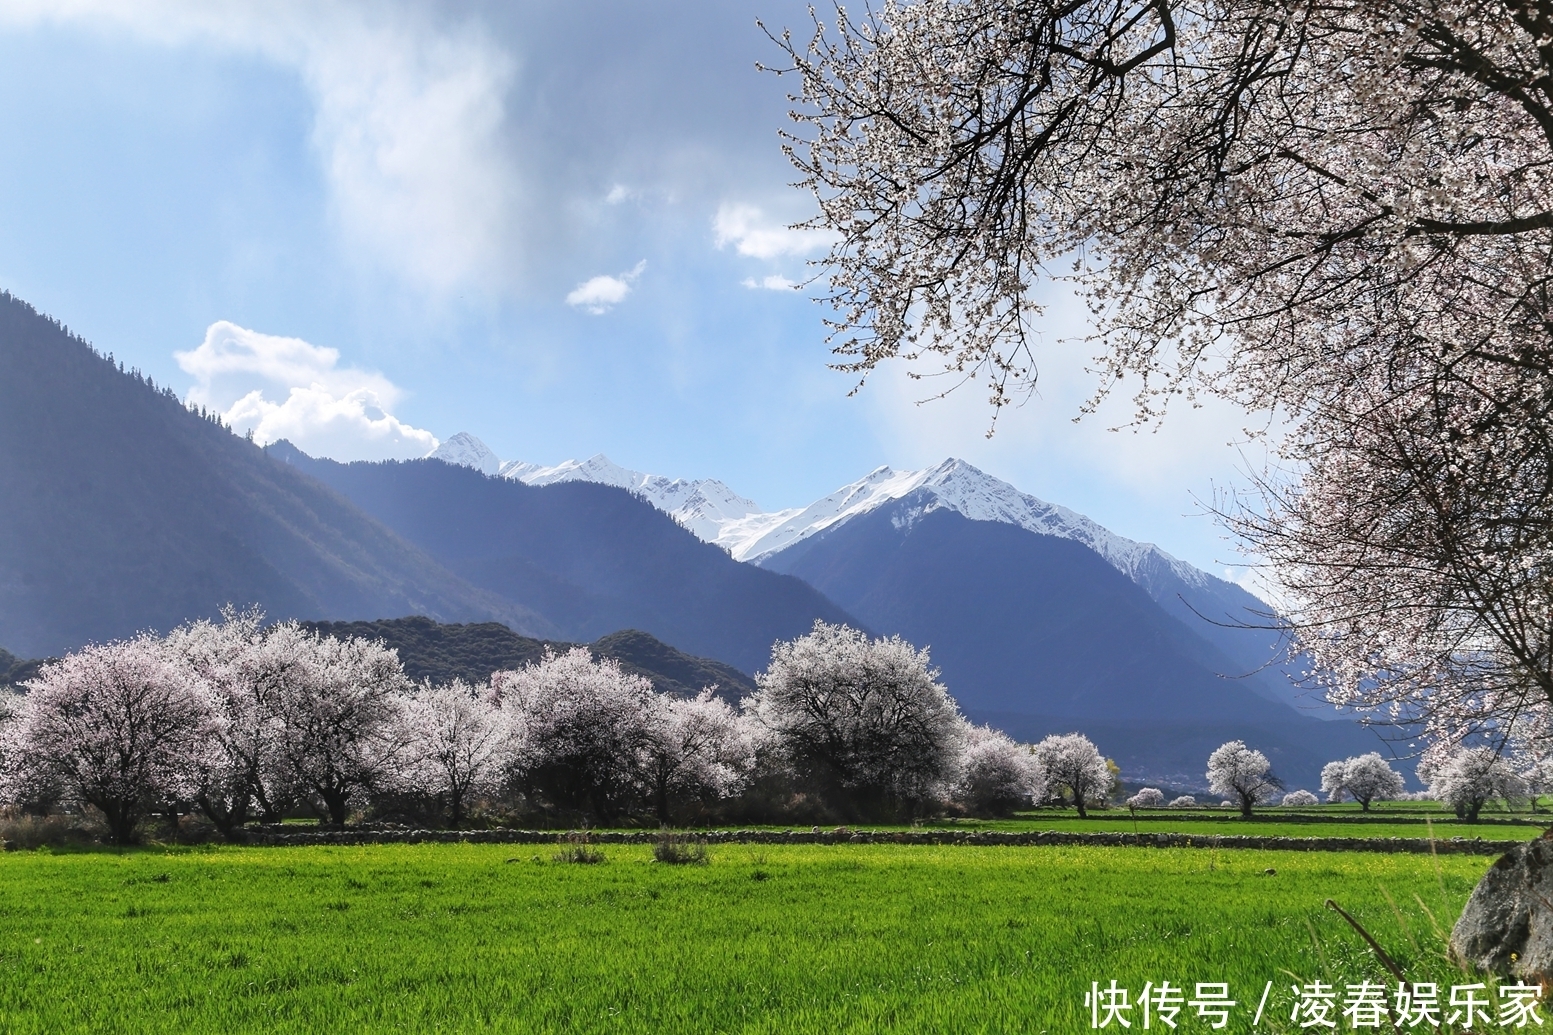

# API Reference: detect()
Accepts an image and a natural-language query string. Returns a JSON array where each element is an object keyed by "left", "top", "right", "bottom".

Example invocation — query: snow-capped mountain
[
  {"left": 428, "top": 435, "right": 1207, "bottom": 591},
  {"left": 431, "top": 436, "right": 765, "bottom": 543},
  {"left": 429, "top": 432, "right": 502, "bottom": 477},
  {"left": 715, "top": 459, "right": 1210, "bottom": 588}
]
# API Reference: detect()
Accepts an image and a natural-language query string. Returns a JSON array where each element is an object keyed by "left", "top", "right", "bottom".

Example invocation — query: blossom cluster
[
  {"left": 0, "top": 616, "right": 1075, "bottom": 836},
  {"left": 776, "top": 0, "right": 1553, "bottom": 767}
]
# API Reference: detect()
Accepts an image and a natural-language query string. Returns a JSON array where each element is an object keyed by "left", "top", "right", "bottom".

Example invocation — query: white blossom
[
  {"left": 15, "top": 635, "right": 215, "bottom": 843},
  {"left": 1421, "top": 745, "right": 1527, "bottom": 821},
  {"left": 1281, "top": 789, "right": 1320, "bottom": 807},
  {"left": 641, "top": 689, "right": 759, "bottom": 823},
  {"left": 953, "top": 724, "right": 1043, "bottom": 816},
  {"left": 1206, "top": 740, "right": 1281, "bottom": 817},
  {"left": 747, "top": 621, "right": 964, "bottom": 818},
  {"left": 1167, "top": 795, "right": 1197, "bottom": 808},
  {"left": 1033, "top": 733, "right": 1110, "bottom": 817},
  {"left": 776, "top": 1, "right": 1553, "bottom": 759},
  {"left": 1126, "top": 787, "right": 1166, "bottom": 809},
  {"left": 1319, "top": 753, "right": 1406, "bottom": 811},
  {"left": 401, "top": 678, "right": 508, "bottom": 828},
  {"left": 492, "top": 647, "right": 658, "bottom": 822},
  {"left": 271, "top": 631, "right": 410, "bottom": 825}
]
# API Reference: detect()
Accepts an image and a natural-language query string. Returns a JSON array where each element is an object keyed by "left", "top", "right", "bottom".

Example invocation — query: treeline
[
  {"left": 0, "top": 614, "right": 1123, "bottom": 844},
  {"left": 297, "top": 617, "right": 756, "bottom": 698}
]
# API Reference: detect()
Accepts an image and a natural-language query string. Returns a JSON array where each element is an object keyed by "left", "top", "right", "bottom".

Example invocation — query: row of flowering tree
[{"left": 0, "top": 615, "right": 1109, "bottom": 842}]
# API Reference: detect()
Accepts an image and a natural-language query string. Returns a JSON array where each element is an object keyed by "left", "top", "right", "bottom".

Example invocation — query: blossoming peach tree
[{"left": 773, "top": 0, "right": 1553, "bottom": 750}]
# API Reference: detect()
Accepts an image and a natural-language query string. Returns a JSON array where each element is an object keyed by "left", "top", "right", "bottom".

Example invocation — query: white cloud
[
  {"left": 0, "top": 1, "right": 519, "bottom": 294},
  {"left": 713, "top": 203, "right": 832, "bottom": 259},
  {"left": 604, "top": 184, "right": 634, "bottom": 205},
  {"left": 565, "top": 259, "right": 646, "bottom": 314},
  {"left": 176, "top": 320, "right": 437, "bottom": 461},
  {"left": 742, "top": 274, "right": 797, "bottom": 291}
]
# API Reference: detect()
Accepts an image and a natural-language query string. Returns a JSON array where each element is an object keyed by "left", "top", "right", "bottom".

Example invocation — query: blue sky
[{"left": 0, "top": 1, "right": 1266, "bottom": 578}]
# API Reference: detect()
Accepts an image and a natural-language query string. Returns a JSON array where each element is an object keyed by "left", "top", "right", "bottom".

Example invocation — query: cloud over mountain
[{"left": 177, "top": 321, "right": 436, "bottom": 462}]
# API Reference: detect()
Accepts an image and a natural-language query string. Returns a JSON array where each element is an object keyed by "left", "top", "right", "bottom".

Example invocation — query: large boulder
[{"left": 1452, "top": 837, "right": 1553, "bottom": 983}]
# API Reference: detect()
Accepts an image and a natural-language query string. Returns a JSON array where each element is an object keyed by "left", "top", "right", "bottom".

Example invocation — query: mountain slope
[
  {"left": 0, "top": 647, "right": 45, "bottom": 691},
  {"left": 301, "top": 617, "right": 756, "bottom": 699},
  {"left": 763, "top": 495, "right": 1378, "bottom": 788},
  {"left": 270, "top": 446, "right": 860, "bottom": 674},
  {"left": 0, "top": 293, "right": 539, "bottom": 656},
  {"left": 742, "top": 458, "right": 1334, "bottom": 717}
]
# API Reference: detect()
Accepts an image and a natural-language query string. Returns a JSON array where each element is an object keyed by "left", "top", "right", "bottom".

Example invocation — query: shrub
[
  {"left": 0, "top": 808, "right": 106, "bottom": 850},
  {"left": 653, "top": 830, "right": 710, "bottom": 865},
  {"left": 553, "top": 831, "right": 606, "bottom": 864},
  {"left": 1167, "top": 795, "right": 1196, "bottom": 808},
  {"left": 1281, "top": 789, "right": 1320, "bottom": 806}
]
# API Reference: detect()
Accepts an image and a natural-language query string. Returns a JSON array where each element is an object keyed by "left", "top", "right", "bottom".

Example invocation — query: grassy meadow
[{"left": 0, "top": 840, "right": 1501, "bottom": 1034}]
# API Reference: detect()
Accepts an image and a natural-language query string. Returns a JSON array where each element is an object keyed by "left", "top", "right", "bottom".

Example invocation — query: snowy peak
[
  {"left": 724, "top": 457, "right": 1207, "bottom": 593},
  {"left": 481, "top": 452, "right": 762, "bottom": 541},
  {"left": 429, "top": 432, "right": 501, "bottom": 477},
  {"left": 500, "top": 453, "right": 647, "bottom": 492},
  {"left": 425, "top": 434, "right": 1206, "bottom": 593}
]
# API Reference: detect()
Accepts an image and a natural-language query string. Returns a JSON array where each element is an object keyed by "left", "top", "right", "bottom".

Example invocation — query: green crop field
[{"left": 0, "top": 841, "right": 1506, "bottom": 1033}]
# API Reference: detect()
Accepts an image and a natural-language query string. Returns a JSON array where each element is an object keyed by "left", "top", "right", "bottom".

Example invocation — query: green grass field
[{"left": 0, "top": 841, "right": 1502, "bottom": 1033}]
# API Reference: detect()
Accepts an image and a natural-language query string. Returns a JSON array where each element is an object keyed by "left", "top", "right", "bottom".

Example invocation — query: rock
[{"left": 1451, "top": 838, "right": 1553, "bottom": 983}]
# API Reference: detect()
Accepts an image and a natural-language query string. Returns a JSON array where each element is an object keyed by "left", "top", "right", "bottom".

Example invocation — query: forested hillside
[
  {"left": 302, "top": 617, "right": 756, "bottom": 698},
  {"left": 0, "top": 646, "right": 44, "bottom": 690},
  {"left": 0, "top": 293, "right": 538, "bottom": 656},
  {"left": 271, "top": 445, "right": 858, "bottom": 674}
]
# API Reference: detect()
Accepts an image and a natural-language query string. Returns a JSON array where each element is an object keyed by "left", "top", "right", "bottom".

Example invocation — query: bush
[
  {"left": 1281, "top": 789, "right": 1320, "bottom": 806},
  {"left": 0, "top": 808, "right": 106, "bottom": 850},
  {"left": 553, "top": 831, "right": 606, "bottom": 864},
  {"left": 1125, "top": 787, "right": 1166, "bottom": 808},
  {"left": 653, "top": 830, "right": 709, "bottom": 865},
  {"left": 1167, "top": 795, "right": 1196, "bottom": 808}
]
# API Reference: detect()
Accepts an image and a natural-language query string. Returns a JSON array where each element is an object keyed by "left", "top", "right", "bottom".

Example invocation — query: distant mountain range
[
  {"left": 0, "top": 292, "right": 1390, "bottom": 790},
  {"left": 432, "top": 435, "right": 1329, "bottom": 717},
  {"left": 427, "top": 435, "right": 1385, "bottom": 787},
  {"left": 267, "top": 445, "right": 855, "bottom": 675},
  {"left": 0, "top": 292, "right": 849, "bottom": 674}
]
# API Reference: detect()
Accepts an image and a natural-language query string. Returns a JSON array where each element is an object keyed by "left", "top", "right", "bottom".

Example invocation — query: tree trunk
[
  {"left": 320, "top": 786, "right": 350, "bottom": 826},
  {"left": 100, "top": 797, "right": 138, "bottom": 845}
]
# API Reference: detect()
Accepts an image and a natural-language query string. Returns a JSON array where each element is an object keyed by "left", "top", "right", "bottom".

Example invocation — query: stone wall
[{"left": 243, "top": 827, "right": 1529, "bottom": 855}]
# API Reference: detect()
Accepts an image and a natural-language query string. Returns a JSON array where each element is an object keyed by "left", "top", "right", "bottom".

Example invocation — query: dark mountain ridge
[
  {"left": 0, "top": 293, "right": 539, "bottom": 656},
  {"left": 269, "top": 444, "right": 859, "bottom": 675},
  {"left": 763, "top": 493, "right": 1381, "bottom": 789},
  {"left": 302, "top": 617, "right": 756, "bottom": 699}
]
